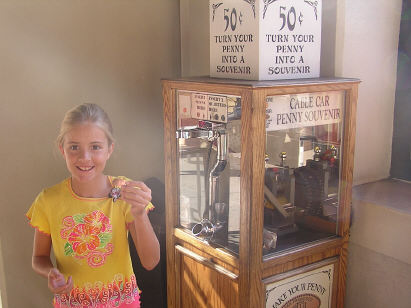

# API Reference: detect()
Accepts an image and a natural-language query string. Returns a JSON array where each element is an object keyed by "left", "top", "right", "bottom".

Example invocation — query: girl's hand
[
  {"left": 48, "top": 268, "right": 73, "bottom": 295},
  {"left": 120, "top": 181, "right": 152, "bottom": 218}
]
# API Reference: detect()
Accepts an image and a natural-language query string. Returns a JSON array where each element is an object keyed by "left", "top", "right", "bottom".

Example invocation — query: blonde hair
[{"left": 57, "top": 103, "right": 115, "bottom": 147}]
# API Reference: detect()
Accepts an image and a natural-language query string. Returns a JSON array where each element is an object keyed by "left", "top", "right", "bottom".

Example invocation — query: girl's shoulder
[
  {"left": 27, "top": 178, "right": 71, "bottom": 229},
  {"left": 36, "top": 178, "right": 71, "bottom": 202}
]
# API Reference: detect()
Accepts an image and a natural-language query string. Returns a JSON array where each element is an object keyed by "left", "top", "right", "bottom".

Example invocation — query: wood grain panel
[
  {"left": 337, "top": 84, "right": 359, "bottom": 308},
  {"left": 175, "top": 245, "right": 182, "bottom": 308},
  {"left": 249, "top": 88, "right": 268, "bottom": 308},
  {"left": 174, "top": 228, "right": 239, "bottom": 268},
  {"left": 238, "top": 88, "right": 253, "bottom": 308},
  {"left": 164, "top": 80, "right": 246, "bottom": 96},
  {"left": 178, "top": 250, "right": 240, "bottom": 308},
  {"left": 260, "top": 81, "right": 359, "bottom": 96},
  {"left": 338, "top": 84, "right": 359, "bottom": 236},
  {"left": 162, "top": 82, "right": 179, "bottom": 308},
  {"left": 262, "top": 237, "right": 343, "bottom": 270},
  {"left": 263, "top": 247, "right": 341, "bottom": 279},
  {"left": 176, "top": 241, "right": 239, "bottom": 277},
  {"left": 336, "top": 235, "right": 350, "bottom": 308}
]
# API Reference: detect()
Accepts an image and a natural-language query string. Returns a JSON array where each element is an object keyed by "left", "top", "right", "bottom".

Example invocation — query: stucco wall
[
  {"left": 335, "top": 0, "right": 402, "bottom": 185},
  {"left": 0, "top": 1, "right": 180, "bottom": 307}
]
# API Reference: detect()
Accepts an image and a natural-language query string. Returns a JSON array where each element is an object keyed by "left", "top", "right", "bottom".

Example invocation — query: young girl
[{"left": 26, "top": 103, "right": 160, "bottom": 308}]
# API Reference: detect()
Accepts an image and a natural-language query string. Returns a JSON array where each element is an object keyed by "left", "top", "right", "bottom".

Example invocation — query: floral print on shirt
[{"left": 61, "top": 210, "right": 113, "bottom": 267}]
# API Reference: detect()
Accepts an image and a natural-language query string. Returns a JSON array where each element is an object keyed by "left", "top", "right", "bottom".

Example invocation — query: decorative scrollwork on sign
[
  {"left": 263, "top": 0, "right": 279, "bottom": 19},
  {"left": 243, "top": 0, "right": 256, "bottom": 18},
  {"left": 304, "top": 0, "right": 319, "bottom": 20},
  {"left": 212, "top": 3, "right": 223, "bottom": 21},
  {"left": 322, "top": 269, "right": 332, "bottom": 280}
]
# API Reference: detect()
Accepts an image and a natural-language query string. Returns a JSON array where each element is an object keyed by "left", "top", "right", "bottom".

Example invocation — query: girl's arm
[
  {"left": 121, "top": 181, "right": 160, "bottom": 270},
  {"left": 32, "top": 229, "right": 73, "bottom": 294},
  {"left": 128, "top": 213, "right": 160, "bottom": 270},
  {"left": 32, "top": 230, "right": 54, "bottom": 278}
]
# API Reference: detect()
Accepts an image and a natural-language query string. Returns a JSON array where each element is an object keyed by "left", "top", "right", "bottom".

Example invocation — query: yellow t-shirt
[{"left": 26, "top": 176, "right": 153, "bottom": 307}]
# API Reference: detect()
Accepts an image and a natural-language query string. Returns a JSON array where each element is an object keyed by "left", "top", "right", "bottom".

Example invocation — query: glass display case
[
  {"left": 163, "top": 77, "right": 359, "bottom": 308},
  {"left": 176, "top": 91, "right": 242, "bottom": 253},
  {"left": 263, "top": 91, "right": 345, "bottom": 256}
]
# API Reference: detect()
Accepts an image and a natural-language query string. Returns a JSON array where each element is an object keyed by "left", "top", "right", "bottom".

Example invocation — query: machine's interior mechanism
[
  {"left": 176, "top": 89, "right": 344, "bottom": 256},
  {"left": 176, "top": 92, "right": 241, "bottom": 253}
]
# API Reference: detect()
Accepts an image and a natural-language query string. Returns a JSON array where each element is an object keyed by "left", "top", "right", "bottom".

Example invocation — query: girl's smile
[{"left": 59, "top": 122, "right": 114, "bottom": 196}]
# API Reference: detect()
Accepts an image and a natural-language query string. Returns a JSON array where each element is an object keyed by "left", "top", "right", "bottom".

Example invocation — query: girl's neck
[{"left": 70, "top": 175, "right": 111, "bottom": 198}]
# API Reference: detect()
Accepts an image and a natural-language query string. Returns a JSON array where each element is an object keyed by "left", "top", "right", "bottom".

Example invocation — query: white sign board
[
  {"left": 178, "top": 92, "right": 192, "bottom": 119},
  {"left": 191, "top": 93, "right": 208, "bottom": 120},
  {"left": 178, "top": 91, "right": 241, "bottom": 125},
  {"left": 208, "top": 94, "right": 228, "bottom": 123},
  {"left": 266, "top": 91, "right": 344, "bottom": 131},
  {"left": 265, "top": 263, "right": 334, "bottom": 308},
  {"left": 210, "top": 0, "right": 322, "bottom": 80}
]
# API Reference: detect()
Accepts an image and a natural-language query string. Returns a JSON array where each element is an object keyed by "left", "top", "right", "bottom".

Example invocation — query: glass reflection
[
  {"left": 176, "top": 91, "right": 241, "bottom": 254},
  {"left": 263, "top": 91, "right": 345, "bottom": 256}
]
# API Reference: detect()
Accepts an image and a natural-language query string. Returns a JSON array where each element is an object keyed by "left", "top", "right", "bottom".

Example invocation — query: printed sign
[
  {"left": 265, "top": 263, "right": 334, "bottom": 308},
  {"left": 266, "top": 91, "right": 344, "bottom": 131},
  {"left": 260, "top": 0, "right": 322, "bottom": 80},
  {"left": 178, "top": 91, "right": 239, "bottom": 124},
  {"left": 210, "top": 0, "right": 322, "bottom": 80},
  {"left": 178, "top": 92, "right": 192, "bottom": 119},
  {"left": 210, "top": 0, "right": 259, "bottom": 79},
  {"left": 208, "top": 95, "right": 228, "bottom": 123},
  {"left": 191, "top": 93, "right": 208, "bottom": 120}
]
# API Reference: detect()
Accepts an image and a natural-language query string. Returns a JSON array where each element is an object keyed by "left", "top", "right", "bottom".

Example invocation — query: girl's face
[{"left": 59, "top": 122, "right": 114, "bottom": 184}]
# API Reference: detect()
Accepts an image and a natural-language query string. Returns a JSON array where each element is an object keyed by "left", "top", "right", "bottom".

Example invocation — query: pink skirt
[{"left": 53, "top": 292, "right": 140, "bottom": 308}]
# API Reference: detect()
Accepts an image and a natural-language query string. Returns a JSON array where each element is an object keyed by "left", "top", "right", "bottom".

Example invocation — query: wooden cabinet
[{"left": 162, "top": 77, "right": 359, "bottom": 308}]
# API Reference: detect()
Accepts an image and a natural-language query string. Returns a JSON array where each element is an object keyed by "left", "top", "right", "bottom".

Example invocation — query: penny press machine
[{"left": 162, "top": 1, "right": 359, "bottom": 308}]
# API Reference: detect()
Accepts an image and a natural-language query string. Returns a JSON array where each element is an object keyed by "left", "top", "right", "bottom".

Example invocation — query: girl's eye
[
  {"left": 70, "top": 145, "right": 79, "bottom": 151},
  {"left": 92, "top": 145, "right": 101, "bottom": 150}
]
